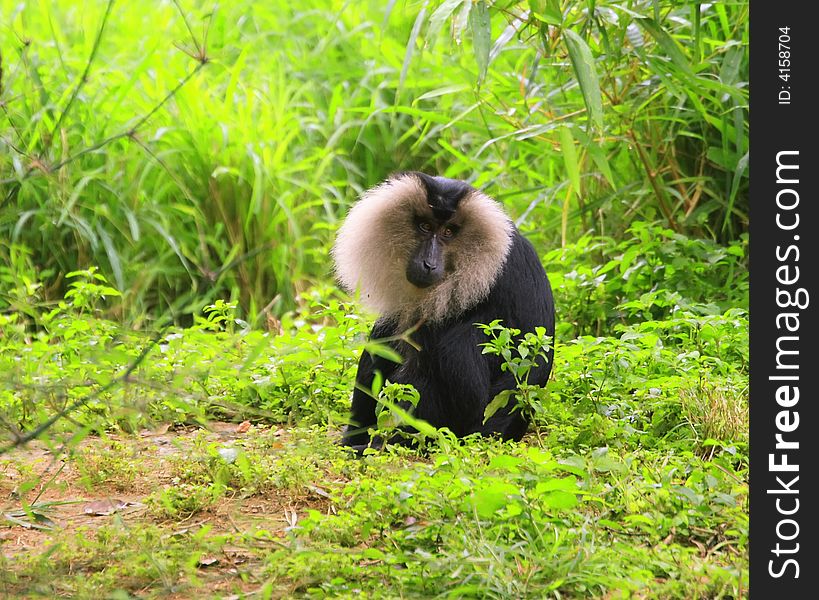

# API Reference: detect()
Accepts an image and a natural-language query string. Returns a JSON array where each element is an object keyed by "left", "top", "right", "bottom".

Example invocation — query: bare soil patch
[{"left": 1, "top": 423, "right": 333, "bottom": 576}]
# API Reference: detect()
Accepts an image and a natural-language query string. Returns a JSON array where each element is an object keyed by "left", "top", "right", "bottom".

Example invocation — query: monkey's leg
[{"left": 475, "top": 408, "right": 529, "bottom": 442}]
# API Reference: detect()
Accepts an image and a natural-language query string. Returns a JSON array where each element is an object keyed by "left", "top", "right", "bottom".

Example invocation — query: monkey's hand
[{"left": 340, "top": 438, "right": 384, "bottom": 458}]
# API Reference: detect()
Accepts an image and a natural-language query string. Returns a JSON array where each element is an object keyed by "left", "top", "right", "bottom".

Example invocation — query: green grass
[
  {"left": 2, "top": 423, "right": 748, "bottom": 599},
  {"left": 0, "top": 230, "right": 747, "bottom": 598},
  {"left": 1, "top": 0, "right": 748, "bottom": 597},
  {"left": 2, "top": 0, "right": 426, "bottom": 320},
  {"left": 1, "top": 0, "right": 748, "bottom": 322},
  {"left": 1, "top": 425, "right": 747, "bottom": 598}
]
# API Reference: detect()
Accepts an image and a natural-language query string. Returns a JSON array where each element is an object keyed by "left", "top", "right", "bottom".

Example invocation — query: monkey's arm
[
  {"left": 437, "top": 325, "right": 531, "bottom": 442},
  {"left": 342, "top": 319, "right": 398, "bottom": 447},
  {"left": 387, "top": 322, "right": 494, "bottom": 438}
]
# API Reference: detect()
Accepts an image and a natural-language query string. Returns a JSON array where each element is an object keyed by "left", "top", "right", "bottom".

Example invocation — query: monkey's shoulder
[{"left": 484, "top": 231, "right": 552, "bottom": 309}]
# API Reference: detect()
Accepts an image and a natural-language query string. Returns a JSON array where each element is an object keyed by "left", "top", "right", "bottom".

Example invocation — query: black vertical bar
[{"left": 750, "top": 2, "right": 815, "bottom": 596}]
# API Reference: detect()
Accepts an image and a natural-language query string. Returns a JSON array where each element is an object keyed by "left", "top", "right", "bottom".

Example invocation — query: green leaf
[
  {"left": 364, "top": 341, "right": 403, "bottom": 365},
  {"left": 483, "top": 389, "right": 514, "bottom": 423},
  {"left": 559, "top": 126, "right": 581, "bottom": 195},
  {"left": 598, "top": 518, "right": 623, "bottom": 530},
  {"left": 361, "top": 548, "right": 386, "bottom": 560},
  {"left": 535, "top": 476, "right": 579, "bottom": 493},
  {"left": 397, "top": 1, "right": 430, "bottom": 103},
  {"left": 414, "top": 84, "right": 470, "bottom": 101},
  {"left": 591, "top": 452, "right": 627, "bottom": 473},
  {"left": 427, "top": 0, "right": 464, "bottom": 47},
  {"left": 96, "top": 286, "right": 122, "bottom": 297},
  {"left": 377, "top": 408, "right": 400, "bottom": 430},
  {"left": 470, "top": 480, "right": 520, "bottom": 518},
  {"left": 469, "top": 1, "right": 491, "bottom": 84},
  {"left": 530, "top": 0, "right": 562, "bottom": 25},
  {"left": 573, "top": 127, "right": 615, "bottom": 188},
  {"left": 636, "top": 17, "right": 694, "bottom": 76},
  {"left": 562, "top": 29, "right": 604, "bottom": 131},
  {"left": 4, "top": 508, "right": 57, "bottom": 530},
  {"left": 371, "top": 371, "right": 384, "bottom": 397},
  {"left": 719, "top": 43, "right": 744, "bottom": 87},
  {"left": 541, "top": 491, "right": 578, "bottom": 509},
  {"left": 95, "top": 224, "right": 123, "bottom": 291},
  {"left": 488, "top": 454, "right": 523, "bottom": 472},
  {"left": 724, "top": 151, "right": 749, "bottom": 232}
]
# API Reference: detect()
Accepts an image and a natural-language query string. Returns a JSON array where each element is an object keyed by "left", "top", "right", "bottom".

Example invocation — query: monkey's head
[{"left": 332, "top": 172, "right": 514, "bottom": 325}]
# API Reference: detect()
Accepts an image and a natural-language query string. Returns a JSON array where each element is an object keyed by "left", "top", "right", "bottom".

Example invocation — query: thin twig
[
  {"left": 627, "top": 129, "right": 679, "bottom": 232},
  {"left": 0, "top": 325, "right": 169, "bottom": 455},
  {"left": 44, "top": 0, "right": 117, "bottom": 156},
  {"left": 47, "top": 62, "right": 205, "bottom": 173},
  {"left": 172, "top": 0, "right": 203, "bottom": 59},
  {"left": 0, "top": 6, "right": 210, "bottom": 210}
]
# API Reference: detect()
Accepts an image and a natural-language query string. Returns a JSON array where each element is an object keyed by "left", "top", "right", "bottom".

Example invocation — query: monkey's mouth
[{"left": 406, "top": 264, "right": 444, "bottom": 289}]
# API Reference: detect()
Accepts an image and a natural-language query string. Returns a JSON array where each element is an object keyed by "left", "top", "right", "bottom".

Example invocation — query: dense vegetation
[{"left": 1, "top": 0, "right": 747, "bottom": 598}]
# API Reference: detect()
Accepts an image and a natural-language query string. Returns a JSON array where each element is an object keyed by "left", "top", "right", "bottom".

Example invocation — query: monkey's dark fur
[{"left": 332, "top": 172, "right": 555, "bottom": 449}]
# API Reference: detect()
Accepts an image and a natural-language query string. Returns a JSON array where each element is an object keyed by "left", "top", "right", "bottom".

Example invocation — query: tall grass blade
[{"left": 563, "top": 29, "right": 604, "bottom": 132}]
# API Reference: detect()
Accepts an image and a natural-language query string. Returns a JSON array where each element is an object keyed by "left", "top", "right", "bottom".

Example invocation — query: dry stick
[
  {"left": 173, "top": 0, "right": 199, "bottom": 44},
  {"left": 31, "top": 462, "right": 66, "bottom": 505},
  {"left": 627, "top": 129, "right": 680, "bottom": 232},
  {"left": 171, "top": 1, "right": 215, "bottom": 68}
]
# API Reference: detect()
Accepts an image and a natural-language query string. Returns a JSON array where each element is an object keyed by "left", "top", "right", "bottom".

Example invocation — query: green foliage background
[
  {"left": 0, "top": 1, "right": 748, "bottom": 598},
  {"left": 1, "top": 0, "right": 747, "bottom": 322}
]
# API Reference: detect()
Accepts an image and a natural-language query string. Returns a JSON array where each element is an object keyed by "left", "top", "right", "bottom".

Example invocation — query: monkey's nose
[{"left": 423, "top": 260, "right": 437, "bottom": 271}]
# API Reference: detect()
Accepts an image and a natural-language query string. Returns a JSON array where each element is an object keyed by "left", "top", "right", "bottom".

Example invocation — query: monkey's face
[
  {"left": 404, "top": 173, "right": 469, "bottom": 289},
  {"left": 333, "top": 172, "right": 513, "bottom": 324},
  {"left": 405, "top": 217, "right": 457, "bottom": 288}
]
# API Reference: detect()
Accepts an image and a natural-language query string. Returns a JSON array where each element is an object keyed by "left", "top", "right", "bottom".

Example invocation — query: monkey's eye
[
  {"left": 418, "top": 221, "right": 433, "bottom": 234},
  {"left": 441, "top": 225, "right": 456, "bottom": 239}
]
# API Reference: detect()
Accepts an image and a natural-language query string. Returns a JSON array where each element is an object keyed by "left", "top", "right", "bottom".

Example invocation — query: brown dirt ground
[{"left": 0, "top": 423, "right": 337, "bottom": 597}]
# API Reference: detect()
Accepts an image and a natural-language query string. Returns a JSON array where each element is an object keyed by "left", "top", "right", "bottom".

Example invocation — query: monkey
[{"left": 332, "top": 172, "right": 555, "bottom": 450}]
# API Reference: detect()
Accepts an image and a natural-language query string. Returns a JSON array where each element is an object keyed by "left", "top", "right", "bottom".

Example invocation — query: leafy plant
[
  {"left": 1, "top": 1, "right": 747, "bottom": 325},
  {"left": 415, "top": 1, "right": 748, "bottom": 242},
  {"left": 478, "top": 319, "right": 553, "bottom": 438},
  {"left": 543, "top": 222, "right": 748, "bottom": 338},
  {"left": 373, "top": 382, "right": 422, "bottom": 439},
  {"left": 0, "top": 1, "right": 749, "bottom": 596},
  {"left": 73, "top": 439, "right": 144, "bottom": 491},
  {"left": 147, "top": 481, "right": 221, "bottom": 520}
]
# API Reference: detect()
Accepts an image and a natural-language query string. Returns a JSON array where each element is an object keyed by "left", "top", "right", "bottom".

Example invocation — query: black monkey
[{"left": 332, "top": 172, "right": 555, "bottom": 449}]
